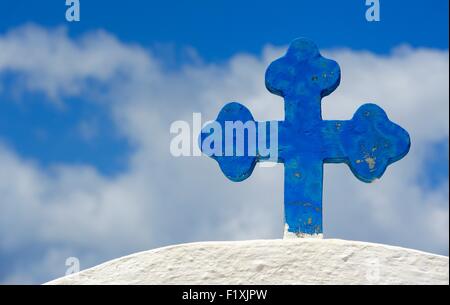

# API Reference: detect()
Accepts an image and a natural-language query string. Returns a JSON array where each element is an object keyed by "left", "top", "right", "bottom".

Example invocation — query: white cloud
[{"left": 0, "top": 25, "right": 448, "bottom": 283}]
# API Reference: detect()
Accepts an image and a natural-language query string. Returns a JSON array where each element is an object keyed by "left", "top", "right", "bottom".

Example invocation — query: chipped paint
[
  {"left": 364, "top": 156, "right": 376, "bottom": 170},
  {"left": 283, "top": 224, "right": 323, "bottom": 239}
]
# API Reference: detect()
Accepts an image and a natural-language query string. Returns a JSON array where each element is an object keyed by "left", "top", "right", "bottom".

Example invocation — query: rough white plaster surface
[{"left": 46, "top": 239, "right": 449, "bottom": 285}]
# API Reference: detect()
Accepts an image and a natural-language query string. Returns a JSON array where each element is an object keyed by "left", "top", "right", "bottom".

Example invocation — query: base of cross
[{"left": 283, "top": 224, "right": 324, "bottom": 239}]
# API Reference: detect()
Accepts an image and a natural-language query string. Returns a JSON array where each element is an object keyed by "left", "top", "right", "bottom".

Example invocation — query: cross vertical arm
[{"left": 283, "top": 156, "right": 324, "bottom": 238}]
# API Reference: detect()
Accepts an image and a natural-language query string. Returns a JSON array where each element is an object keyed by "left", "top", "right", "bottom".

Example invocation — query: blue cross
[{"left": 200, "top": 38, "right": 410, "bottom": 238}]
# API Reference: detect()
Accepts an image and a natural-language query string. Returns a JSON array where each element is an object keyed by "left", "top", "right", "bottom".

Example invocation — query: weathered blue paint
[{"left": 200, "top": 38, "right": 410, "bottom": 237}]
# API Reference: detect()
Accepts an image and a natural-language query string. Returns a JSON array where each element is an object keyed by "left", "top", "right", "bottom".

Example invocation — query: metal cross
[{"left": 200, "top": 38, "right": 410, "bottom": 238}]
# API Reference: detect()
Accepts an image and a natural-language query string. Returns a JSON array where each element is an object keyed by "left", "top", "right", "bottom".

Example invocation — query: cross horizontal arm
[
  {"left": 200, "top": 102, "right": 282, "bottom": 182},
  {"left": 321, "top": 103, "right": 410, "bottom": 183}
]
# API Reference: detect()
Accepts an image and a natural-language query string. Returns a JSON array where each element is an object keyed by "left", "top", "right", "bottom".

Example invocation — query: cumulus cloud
[{"left": 0, "top": 25, "right": 448, "bottom": 283}]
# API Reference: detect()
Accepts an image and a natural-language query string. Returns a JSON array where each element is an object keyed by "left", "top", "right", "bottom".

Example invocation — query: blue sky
[
  {"left": 0, "top": 1, "right": 448, "bottom": 284},
  {"left": 0, "top": 0, "right": 448, "bottom": 174},
  {"left": 1, "top": 0, "right": 448, "bottom": 57}
]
